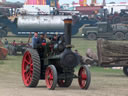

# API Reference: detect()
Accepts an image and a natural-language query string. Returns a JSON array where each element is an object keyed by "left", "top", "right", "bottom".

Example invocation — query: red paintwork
[
  {"left": 22, "top": 51, "right": 33, "bottom": 86},
  {"left": 42, "top": 43, "right": 46, "bottom": 46},
  {"left": 45, "top": 67, "right": 54, "bottom": 89},
  {"left": 78, "top": 67, "right": 87, "bottom": 89},
  {"left": 0, "top": 47, "right": 8, "bottom": 60}
]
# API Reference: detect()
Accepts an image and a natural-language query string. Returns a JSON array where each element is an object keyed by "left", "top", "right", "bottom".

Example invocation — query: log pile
[{"left": 97, "top": 39, "right": 128, "bottom": 66}]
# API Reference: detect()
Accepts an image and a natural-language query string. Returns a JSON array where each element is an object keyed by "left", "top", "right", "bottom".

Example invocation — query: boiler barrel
[{"left": 17, "top": 15, "right": 72, "bottom": 32}]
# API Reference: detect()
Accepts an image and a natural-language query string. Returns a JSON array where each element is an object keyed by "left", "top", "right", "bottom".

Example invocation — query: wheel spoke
[
  {"left": 24, "top": 72, "right": 27, "bottom": 79},
  {"left": 27, "top": 78, "right": 30, "bottom": 84},
  {"left": 50, "top": 73, "right": 53, "bottom": 80},
  {"left": 24, "top": 63, "right": 27, "bottom": 70},
  {"left": 81, "top": 70, "right": 87, "bottom": 80},
  {"left": 82, "top": 80, "right": 85, "bottom": 86},
  {"left": 30, "top": 65, "right": 33, "bottom": 70},
  {"left": 28, "top": 54, "right": 31, "bottom": 60},
  {"left": 25, "top": 60, "right": 30, "bottom": 65}
]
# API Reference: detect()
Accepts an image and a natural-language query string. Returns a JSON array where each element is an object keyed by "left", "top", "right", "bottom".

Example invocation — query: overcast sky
[{"left": 6, "top": 0, "right": 128, "bottom": 4}]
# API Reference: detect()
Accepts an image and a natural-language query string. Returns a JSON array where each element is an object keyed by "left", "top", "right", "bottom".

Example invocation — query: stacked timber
[{"left": 97, "top": 39, "right": 128, "bottom": 67}]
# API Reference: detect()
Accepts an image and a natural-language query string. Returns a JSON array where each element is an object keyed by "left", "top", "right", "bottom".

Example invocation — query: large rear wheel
[
  {"left": 22, "top": 48, "right": 40, "bottom": 87},
  {"left": 78, "top": 65, "right": 91, "bottom": 90},
  {"left": 45, "top": 65, "right": 57, "bottom": 90}
]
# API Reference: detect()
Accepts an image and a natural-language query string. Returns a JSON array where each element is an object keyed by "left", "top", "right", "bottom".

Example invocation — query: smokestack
[{"left": 64, "top": 19, "right": 72, "bottom": 46}]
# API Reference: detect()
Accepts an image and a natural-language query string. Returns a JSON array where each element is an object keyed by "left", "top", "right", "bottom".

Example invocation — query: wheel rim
[
  {"left": 115, "top": 32, "right": 124, "bottom": 40},
  {"left": 78, "top": 67, "right": 87, "bottom": 89},
  {"left": 88, "top": 34, "right": 96, "bottom": 40},
  {"left": 22, "top": 51, "right": 33, "bottom": 86},
  {"left": 45, "top": 67, "right": 54, "bottom": 89}
]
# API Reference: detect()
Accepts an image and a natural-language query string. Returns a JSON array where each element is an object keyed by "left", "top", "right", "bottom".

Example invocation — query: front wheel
[
  {"left": 123, "top": 66, "right": 128, "bottom": 76},
  {"left": 78, "top": 65, "right": 91, "bottom": 89},
  {"left": 87, "top": 33, "right": 97, "bottom": 40},
  {"left": 45, "top": 65, "right": 57, "bottom": 90}
]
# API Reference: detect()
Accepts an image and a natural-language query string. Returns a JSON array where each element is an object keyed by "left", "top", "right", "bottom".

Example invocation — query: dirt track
[{"left": 0, "top": 70, "right": 128, "bottom": 96}]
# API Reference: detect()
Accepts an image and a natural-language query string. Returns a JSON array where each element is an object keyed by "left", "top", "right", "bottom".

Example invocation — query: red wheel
[
  {"left": 45, "top": 65, "right": 57, "bottom": 90},
  {"left": 22, "top": 48, "right": 40, "bottom": 87},
  {"left": 78, "top": 65, "right": 91, "bottom": 89}
]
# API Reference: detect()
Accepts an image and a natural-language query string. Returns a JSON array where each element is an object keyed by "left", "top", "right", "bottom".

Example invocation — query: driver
[{"left": 38, "top": 34, "right": 46, "bottom": 46}]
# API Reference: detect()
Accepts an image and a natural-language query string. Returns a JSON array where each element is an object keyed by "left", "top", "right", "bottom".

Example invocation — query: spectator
[
  {"left": 4, "top": 38, "right": 8, "bottom": 45},
  {"left": 52, "top": 35, "right": 58, "bottom": 42},
  {"left": 39, "top": 34, "right": 46, "bottom": 44},
  {"left": 12, "top": 40, "right": 16, "bottom": 46},
  {"left": 32, "top": 32, "right": 39, "bottom": 48},
  {"left": 44, "top": 33, "right": 50, "bottom": 43}
]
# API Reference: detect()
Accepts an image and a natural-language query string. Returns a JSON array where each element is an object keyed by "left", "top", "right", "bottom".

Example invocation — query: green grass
[
  {"left": 0, "top": 61, "right": 4, "bottom": 65},
  {"left": 0, "top": 37, "right": 123, "bottom": 75},
  {"left": 0, "top": 56, "right": 22, "bottom": 73},
  {"left": 72, "top": 38, "right": 97, "bottom": 55},
  {"left": 90, "top": 66, "right": 122, "bottom": 74}
]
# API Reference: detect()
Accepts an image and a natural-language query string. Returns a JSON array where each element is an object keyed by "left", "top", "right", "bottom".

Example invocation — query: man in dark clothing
[
  {"left": 39, "top": 34, "right": 46, "bottom": 44},
  {"left": 37, "top": 34, "right": 47, "bottom": 57}
]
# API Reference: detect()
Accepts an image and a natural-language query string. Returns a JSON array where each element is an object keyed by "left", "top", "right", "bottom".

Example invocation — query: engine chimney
[{"left": 64, "top": 19, "right": 72, "bottom": 47}]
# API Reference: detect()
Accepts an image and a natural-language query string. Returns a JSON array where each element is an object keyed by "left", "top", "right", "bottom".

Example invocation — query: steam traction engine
[{"left": 21, "top": 19, "right": 91, "bottom": 90}]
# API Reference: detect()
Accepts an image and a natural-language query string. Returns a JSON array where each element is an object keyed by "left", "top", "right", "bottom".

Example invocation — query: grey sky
[{"left": 6, "top": 0, "right": 128, "bottom": 4}]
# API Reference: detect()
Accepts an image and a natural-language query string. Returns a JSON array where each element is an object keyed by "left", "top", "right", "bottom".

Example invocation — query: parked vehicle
[{"left": 82, "top": 22, "right": 128, "bottom": 40}]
